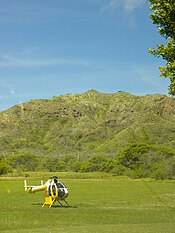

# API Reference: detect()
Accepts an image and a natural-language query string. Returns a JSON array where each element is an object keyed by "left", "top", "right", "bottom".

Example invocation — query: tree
[
  {"left": 9, "top": 153, "right": 38, "bottom": 171},
  {"left": 148, "top": 0, "right": 175, "bottom": 95},
  {"left": 0, "top": 162, "right": 12, "bottom": 175}
]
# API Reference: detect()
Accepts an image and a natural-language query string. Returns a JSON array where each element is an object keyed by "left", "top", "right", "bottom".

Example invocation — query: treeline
[{"left": 0, "top": 143, "right": 175, "bottom": 180}]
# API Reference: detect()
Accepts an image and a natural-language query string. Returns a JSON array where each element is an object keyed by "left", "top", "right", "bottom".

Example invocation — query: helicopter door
[
  {"left": 48, "top": 184, "right": 57, "bottom": 197},
  {"left": 48, "top": 185, "right": 51, "bottom": 196},
  {"left": 52, "top": 184, "right": 56, "bottom": 196}
]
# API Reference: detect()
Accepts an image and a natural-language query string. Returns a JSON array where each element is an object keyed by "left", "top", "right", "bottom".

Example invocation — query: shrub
[
  {"left": 0, "top": 162, "right": 12, "bottom": 175},
  {"left": 81, "top": 155, "right": 108, "bottom": 172},
  {"left": 42, "top": 157, "right": 66, "bottom": 172},
  {"left": 117, "top": 143, "right": 175, "bottom": 179},
  {"left": 8, "top": 153, "right": 39, "bottom": 171}
]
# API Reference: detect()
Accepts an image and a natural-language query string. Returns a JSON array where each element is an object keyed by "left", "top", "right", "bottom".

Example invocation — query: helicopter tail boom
[{"left": 24, "top": 180, "right": 46, "bottom": 193}]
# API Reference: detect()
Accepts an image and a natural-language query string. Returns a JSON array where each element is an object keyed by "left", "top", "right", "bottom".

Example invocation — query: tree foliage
[
  {"left": 149, "top": 0, "right": 175, "bottom": 95},
  {"left": 8, "top": 153, "right": 38, "bottom": 172},
  {"left": 1, "top": 143, "right": 175, "bottom": 179},
  {"left": 0, "top": 162, "right": 12, "bottom": 175}
]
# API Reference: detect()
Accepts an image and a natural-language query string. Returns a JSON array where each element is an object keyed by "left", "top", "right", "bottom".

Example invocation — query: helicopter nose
[
  {"left": 58, "top": 187, "right": 69, "bottom": 199},
  {"left": 65, "top": 188, "right": 68, "bottom": 193},
  {"left": 64, "top": 188, "right": 69, "bottom": 198}
]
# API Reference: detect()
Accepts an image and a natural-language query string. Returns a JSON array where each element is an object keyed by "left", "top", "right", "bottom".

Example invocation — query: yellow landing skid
[
  {"left": 42, "top": 197, "right": 69, "bottom": 208},
  {"left": 42, "top": 196, "right": 55, "bottom": 208}
]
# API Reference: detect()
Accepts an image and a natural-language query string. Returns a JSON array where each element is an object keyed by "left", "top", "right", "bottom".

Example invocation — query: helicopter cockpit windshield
[
  {"left": 56, "top": 182, "right": 65, "bottom": 189},
  {"left": 56, "top": 182, "right": 69, "bottom": 199}
]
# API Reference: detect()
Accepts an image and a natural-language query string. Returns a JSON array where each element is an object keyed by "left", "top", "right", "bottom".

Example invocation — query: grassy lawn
[{"left": 0, "top": 173, "right": 175, "bottom": 233}]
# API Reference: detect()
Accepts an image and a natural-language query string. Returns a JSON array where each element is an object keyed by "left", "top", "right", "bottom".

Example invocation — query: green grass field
[{"left": 0, "top": 173, "right": 175, "bottom": 233}]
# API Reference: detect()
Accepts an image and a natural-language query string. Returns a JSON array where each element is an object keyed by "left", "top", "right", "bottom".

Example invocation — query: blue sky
[{"left": 0, "top": 0, "right": 169, "bottom": 111}]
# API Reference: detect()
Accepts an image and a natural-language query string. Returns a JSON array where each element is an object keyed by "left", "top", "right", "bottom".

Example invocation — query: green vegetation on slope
[{"left": 0, "top": 90, "right": 175, "bottom": 179}]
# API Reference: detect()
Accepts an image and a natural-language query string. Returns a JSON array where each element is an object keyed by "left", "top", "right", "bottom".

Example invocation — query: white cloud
[
  {"left": 124, "top": 0, "right": 145, "bottom": 12},
  {"left": 100, "top": 0, "right": 119, "bottom": 13},
  {"left": 0, "top": 54, "right": 89, "bottom": 68},
  {"left": 101, "top": 0, "right": 145, "bottom": 14}
]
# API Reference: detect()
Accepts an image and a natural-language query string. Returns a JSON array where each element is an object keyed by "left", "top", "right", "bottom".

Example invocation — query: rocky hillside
[{"left": 0, "top": 90, "right": 175, "bottom": 156}]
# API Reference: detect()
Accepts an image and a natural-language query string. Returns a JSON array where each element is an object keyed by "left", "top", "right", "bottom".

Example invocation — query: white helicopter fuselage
[{"left": 45, "top": 179, "right": 69, "bottom": 200}]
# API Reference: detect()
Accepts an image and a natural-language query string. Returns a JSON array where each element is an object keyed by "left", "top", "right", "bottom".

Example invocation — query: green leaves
[
  {"left": 150, "top": 0, "right": 175, "bottom": 38},
  {"left": 149, "top": 0, "right": 175, "bottom": 95}
]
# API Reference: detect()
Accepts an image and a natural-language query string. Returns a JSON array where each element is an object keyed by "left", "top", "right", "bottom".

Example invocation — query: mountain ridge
[{"left": 0, "top": 90, "right": 174, "bottom": 157}]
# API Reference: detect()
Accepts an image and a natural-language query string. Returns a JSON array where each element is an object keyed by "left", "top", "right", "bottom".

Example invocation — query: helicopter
[{"left": 24, "top": 176, "right": 69, "bottom": 208}]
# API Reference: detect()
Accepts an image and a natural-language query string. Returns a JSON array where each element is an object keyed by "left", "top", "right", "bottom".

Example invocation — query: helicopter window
[
  {"left": 52, "top": 185, "right": 56, "bottom": 196},
  {"left": 58, "top": 189, "right": 65, "bottom": 198},
  {"left": 56, "top": 182, "right": 64, "bottom": 189},
  {"left": 48, "top": 185, "right": 51, "bottom": 196}
]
